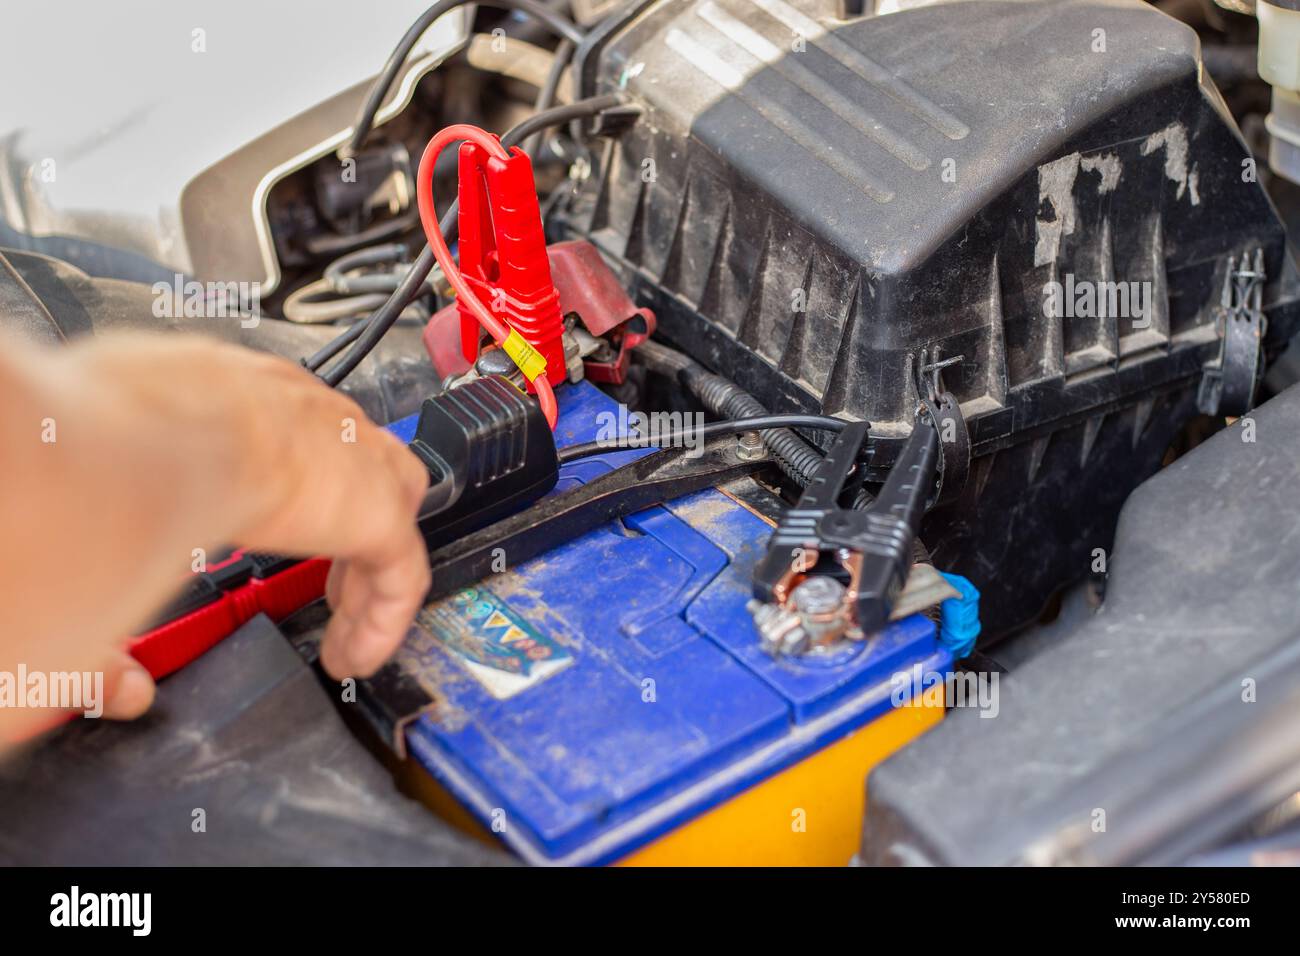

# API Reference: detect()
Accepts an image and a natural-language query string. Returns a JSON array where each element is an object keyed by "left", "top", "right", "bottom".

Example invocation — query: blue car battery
[{"left": 383, "top": 381, "right": 953, "bottom": 865}]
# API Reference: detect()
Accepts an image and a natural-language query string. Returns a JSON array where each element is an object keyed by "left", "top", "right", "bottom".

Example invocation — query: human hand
[{"left": 0, "top": 334, "right": 430, "bottom": 742}]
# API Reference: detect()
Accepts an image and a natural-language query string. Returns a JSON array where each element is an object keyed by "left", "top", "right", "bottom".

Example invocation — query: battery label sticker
[{"left": 420, "top": 586, "right": 572, "bottom": 699}]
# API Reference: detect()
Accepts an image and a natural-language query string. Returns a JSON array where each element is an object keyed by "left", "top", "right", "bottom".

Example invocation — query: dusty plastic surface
[{"left": 0, "top": 614, "right": 507, "bottom": 865}]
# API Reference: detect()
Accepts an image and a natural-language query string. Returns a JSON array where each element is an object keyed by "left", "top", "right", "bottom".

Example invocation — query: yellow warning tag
[{"left": 501, "top": 329, "right": 547, "bottom": 382}]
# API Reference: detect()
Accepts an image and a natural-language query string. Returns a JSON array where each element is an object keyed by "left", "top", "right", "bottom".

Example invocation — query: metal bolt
[
  {"left": 749, "top": 600, "right": 803, "bottom": 657},
  {"left": 790, "top": 576, "right": 845, "bottom": 616},
  {"left": 737, "top": 430, "right": 764, "bottom": 460},
  {"left": 475, "top": 347, "right": 517, "bottom": 378}
]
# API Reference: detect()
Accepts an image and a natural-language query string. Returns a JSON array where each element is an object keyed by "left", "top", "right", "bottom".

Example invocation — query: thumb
[{"left": 99, "top": 654, "right": 157, "bottom": 720}]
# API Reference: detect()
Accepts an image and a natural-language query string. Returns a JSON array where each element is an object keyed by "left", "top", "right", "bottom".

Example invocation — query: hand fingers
[
  {"left": 325, "top": 558, "right": 348, "bottom": 610},
  {"left": 7, "top": 336, "right": 431, "bottom": 723},
  {"left": 314, "top": 439, "right": 430, "bottom": 678},
  {"left": 100, "top": 654, "right": 156, "bottom": 720},
  {"left": 206, "top": 348, "right": 434, "bottom": 680},
  {"left": 319, "top": 521, "right": 430, "bottom": 679}
]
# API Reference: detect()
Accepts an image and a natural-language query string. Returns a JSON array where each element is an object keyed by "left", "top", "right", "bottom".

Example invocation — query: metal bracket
[
  {"left": 1197, "top": 249, "right": 1267, "bottom": 417},
  {"left": 916, "top": 347, "right": 969, "bottom": 507}
]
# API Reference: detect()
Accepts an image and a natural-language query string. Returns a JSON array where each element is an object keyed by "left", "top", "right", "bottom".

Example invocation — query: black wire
[
  {"left": 314, "top": 93, "right": 626, "bottom": 384},
  {"left": 345, "top": 0, "right": 586, "bottom": 159},
  {"left": 303, "top": 209, "right": 419, "bottom": 257},
  {"left": 557, "top": 414, "right": 851, "bottom": 464},
  {"left": 523, "top": 37, "right": 574, "bottom": 158},
  {"left": 312, "top": 217, "right": 449, "bottom": 379},
  {"left": 304, "top": 317, "right": 367, "bottom": 371},
  {"left": 498, "top": 93, "right": 623, "bottom": 147},
  {"left": 324, "top": 242, "right": 405, "bottom": 288}
]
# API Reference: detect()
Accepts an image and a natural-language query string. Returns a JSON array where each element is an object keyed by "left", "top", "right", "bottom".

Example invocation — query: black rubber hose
[
  {"left": 523, "top": 37, "right": 574, "bottom": 158},
  {"left": 322, "top": 242, "right": 438, "bottom": 297},
  {"left": 497, "top": 93, "right": 623, "bottom": 147},
  {"left": 684, "top": 368, "right": 827, "bottom": 480},
  {"left": 317, "top": 230, "right": 446, "bottom": 384},
  {"left": 324, "top": 242, "right": 407, "bottom": 293},
  {"left": 635, "top": 339, "right": 873, "bottom": 507},
  {"left": 636, "top": 341, "right": 826, "bottom": 483}
]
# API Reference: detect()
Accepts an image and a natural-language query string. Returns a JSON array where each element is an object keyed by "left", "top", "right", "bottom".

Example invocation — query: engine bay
[{"left": 4, "top": 0, "right": 1300, "bottom": 874}]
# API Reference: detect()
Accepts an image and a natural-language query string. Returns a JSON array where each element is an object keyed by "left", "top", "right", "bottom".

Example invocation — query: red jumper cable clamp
[
  {"left": 416, "top": 124, "right": 560, "bottom": 427},
  {"left": 452, "top": 137, "right": 566, "bottom": 389},
  {"left": 128, "top": 552, "right": 331, "bottom": 680},
  {"left": 6, "top": 552, "right": 331, "bottom": 742}
]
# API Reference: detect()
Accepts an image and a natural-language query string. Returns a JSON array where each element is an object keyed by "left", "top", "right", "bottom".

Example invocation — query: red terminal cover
[
  {"left": 544, "top": 240, "right": 647, "bottom": 337},
  {"left": 424, "top": 239, "right": 655, "bottom": 385},
  {"left": 543, "top": 240, "right": 654, "bottom": 384}
]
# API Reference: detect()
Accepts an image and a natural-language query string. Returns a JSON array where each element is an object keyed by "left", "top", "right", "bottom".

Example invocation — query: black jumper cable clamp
[{"left": 749, "top": 406, "right": 946, "bottom": 659}]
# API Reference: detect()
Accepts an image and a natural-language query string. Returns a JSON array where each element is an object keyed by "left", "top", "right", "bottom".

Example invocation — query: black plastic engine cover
[{"left": 560, "top": 0, "right": 1300, "bottom": 637}]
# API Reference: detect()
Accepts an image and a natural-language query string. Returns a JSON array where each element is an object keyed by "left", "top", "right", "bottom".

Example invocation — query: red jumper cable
[{"left": 415, "top": 124, "right": 561, "bottom": 429}]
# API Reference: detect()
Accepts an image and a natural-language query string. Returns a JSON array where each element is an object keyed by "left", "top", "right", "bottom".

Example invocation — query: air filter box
[{"left": 558, "top": 0, "right": 1300, "bottom": 636}]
